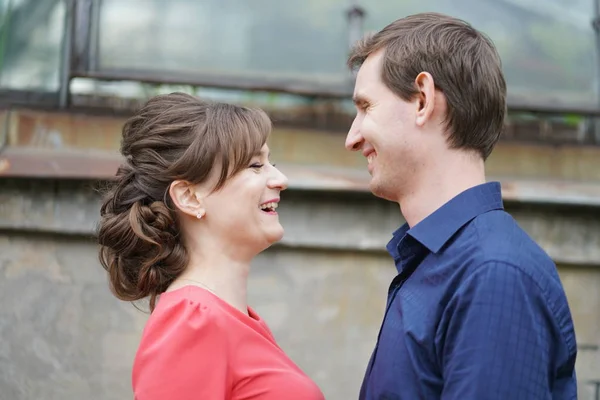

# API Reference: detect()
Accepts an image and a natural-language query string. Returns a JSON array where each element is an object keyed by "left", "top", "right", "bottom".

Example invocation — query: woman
[{"left": 97, "top": 92, "right": 325, "bottom": 400}]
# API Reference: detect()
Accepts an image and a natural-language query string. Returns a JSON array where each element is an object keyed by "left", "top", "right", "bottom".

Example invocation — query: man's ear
[
  {"left": 414, "top": 71, "right": 436, "bottom": 127},
  {"left": 169, "top": 180, "right": 206, "bottom": 219}
]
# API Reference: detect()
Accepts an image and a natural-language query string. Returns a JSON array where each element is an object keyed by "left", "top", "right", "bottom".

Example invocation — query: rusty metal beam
[
  {"left": 2, "top": 146, "right": 600, "bottom": 208},
  {"left": 0, "top": 147, "right": 121, "bottom": 179},
  {"left": 3, "top": 107, "right": 600, "bottom": 180},
  {"left": 1, "top": 94, "right": 596, "bottom": 148}
]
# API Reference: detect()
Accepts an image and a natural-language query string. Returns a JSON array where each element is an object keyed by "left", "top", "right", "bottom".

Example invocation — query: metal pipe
[
  {"left": 69, "top": 68, "right": 355, "bottom": 99},
  {"left": 72, "top": 0, "right": 94, "bottom": 71},
  {"left": 64, "top": 68, "right": 600, "bottom": 117},
  {"left": 595, "top": 0, "right": 600, "bottom": 106},
  {"left": 88, "top": 0, "right": 101, "bottom": 72},
  {"left": 346, "top": 2, "right": 366, "bottom": 51},
  {"left": 593, "top": 0, "right": 600, "bottom": 142},
  {"left": 0, "top": 108, "right": 9, "bottom": 155},
  {"left": 58, "top": 0, "right": 75, "bottom": 108},
  {"left": 0, "top": 0, "right": 15, "bottom": 83}
]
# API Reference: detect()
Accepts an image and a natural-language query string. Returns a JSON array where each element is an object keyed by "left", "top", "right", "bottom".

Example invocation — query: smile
[{"left": 259, "top": 201, "right": 279, "bottom": 214}]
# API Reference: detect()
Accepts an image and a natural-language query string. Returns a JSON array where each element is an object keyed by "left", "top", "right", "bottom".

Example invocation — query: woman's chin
[{"left": 263, "top": 226, "right": 285, "bottom": 248}]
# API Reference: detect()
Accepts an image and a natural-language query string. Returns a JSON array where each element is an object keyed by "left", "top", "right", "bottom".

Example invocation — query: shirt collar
[
  {"left": 408, "top": 181, "right": 504, "bottom": 253},
  {"left": 386, "top": 224, "right": 410, "bottom": 262},
  {"left": 387, "top": 181, "right": 504, "bottom": 259}
]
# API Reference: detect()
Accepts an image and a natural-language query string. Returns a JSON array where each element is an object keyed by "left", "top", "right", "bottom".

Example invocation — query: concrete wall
[
  {"left": 0, "top": 232, "right": 391, "bottom": 400},
  {"left": 3, "top": 233, "right": 597, "bottom": 400},
  {"left": 1, "top": 178, "right": 599, "bottom": 399}
]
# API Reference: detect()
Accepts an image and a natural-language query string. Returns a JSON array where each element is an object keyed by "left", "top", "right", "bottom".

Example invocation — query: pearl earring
[{"left": 196, "top": 213, "right": 203, "bottom": 219}]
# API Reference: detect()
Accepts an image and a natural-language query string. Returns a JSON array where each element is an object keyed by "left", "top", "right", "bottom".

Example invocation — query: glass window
[
  {"left": 96, "top": 0, "right": 352, "bottom": 86},
  {"left": 95, "top": 0, "right": 598, "bottom": 109},
  {"left": 362, "top": 0, "right": 598, "bottom": 109},
  {"left": 0, "top": 0, "right": 66, "bottom": 91}
]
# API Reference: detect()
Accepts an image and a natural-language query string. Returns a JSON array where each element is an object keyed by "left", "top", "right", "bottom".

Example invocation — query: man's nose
[{"left": 345, "top": 120, "right": 364, "bottom": 151}]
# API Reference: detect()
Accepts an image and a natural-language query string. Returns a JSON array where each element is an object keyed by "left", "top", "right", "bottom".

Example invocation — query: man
[{"left": 345, "top": 12, "right": 577, "bottom": 400}]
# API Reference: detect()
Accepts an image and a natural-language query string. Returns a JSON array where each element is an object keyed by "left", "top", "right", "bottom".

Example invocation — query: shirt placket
[{"left": 363, "top": 237, "right": 424, "bottom": 393}]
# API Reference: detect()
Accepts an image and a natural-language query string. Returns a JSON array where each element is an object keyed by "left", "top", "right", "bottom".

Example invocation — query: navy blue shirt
[{"left": 360, "top": 182, "right": 577, "bottom": 400}]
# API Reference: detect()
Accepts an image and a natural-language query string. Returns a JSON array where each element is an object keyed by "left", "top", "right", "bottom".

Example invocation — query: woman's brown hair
[{"left": 97, "top": 92, "right": 271, "bottom": 311}]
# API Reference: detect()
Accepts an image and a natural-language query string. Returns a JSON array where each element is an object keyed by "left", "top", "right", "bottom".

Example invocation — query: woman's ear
[{"left": 169, "top": 180, "right": 206, "bottom": 219}]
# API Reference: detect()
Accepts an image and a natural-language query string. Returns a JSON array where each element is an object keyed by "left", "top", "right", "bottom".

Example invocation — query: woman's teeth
[{"left": 260, "top": 202, "right": 278, "bottom": 211}]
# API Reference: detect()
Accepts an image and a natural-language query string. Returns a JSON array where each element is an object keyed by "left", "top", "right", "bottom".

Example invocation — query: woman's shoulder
[
  {"left": 132, "top": 287, "right": 233, "bottom": 397},
  {"left": 141, "top": 286, "right": 226, "bottom": 343}
]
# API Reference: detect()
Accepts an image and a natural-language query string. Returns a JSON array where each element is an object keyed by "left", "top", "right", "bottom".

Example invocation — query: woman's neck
[{"left": 171, "top": 250, "right": 251, "bottom": 315}]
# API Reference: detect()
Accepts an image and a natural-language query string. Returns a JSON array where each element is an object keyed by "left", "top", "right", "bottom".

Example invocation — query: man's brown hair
[{"left": 348, "top": 12, "right": 506, "bottom": 160}]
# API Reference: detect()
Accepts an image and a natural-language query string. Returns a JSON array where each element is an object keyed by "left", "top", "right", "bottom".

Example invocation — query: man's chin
[{"left": 369, "top": 179, "right": 397, "bottom": 202}]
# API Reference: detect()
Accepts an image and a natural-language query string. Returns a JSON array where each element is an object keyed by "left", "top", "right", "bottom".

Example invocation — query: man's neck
[{"left": 399, "top": 153, "right": 486, "bottom": 228}]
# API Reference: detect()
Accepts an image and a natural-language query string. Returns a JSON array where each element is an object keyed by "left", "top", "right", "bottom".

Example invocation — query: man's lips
[{"left": 363, "top": 149, "right": 376, "bottom": 173}]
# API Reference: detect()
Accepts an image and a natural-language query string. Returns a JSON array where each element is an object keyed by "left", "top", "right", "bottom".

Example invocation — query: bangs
[
  {"left": 169, "top": 101, "right": 272, "bottom": 193},
  {"left": 211, "top": 104, "right": 271, "bottom": 190}
]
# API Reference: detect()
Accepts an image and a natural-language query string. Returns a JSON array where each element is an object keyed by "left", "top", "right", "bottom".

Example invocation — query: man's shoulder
[
  {"left": 449, "top": 211, "right": 577, "bottom": 354},
  {"left": 462, "top": 209, "right": 555, "bottom": 269},
  {"left": 445, "top": 209, "right": 568, "bottom": 299}
]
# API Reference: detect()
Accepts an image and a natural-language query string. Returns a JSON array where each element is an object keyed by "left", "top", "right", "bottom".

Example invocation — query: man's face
[{"left": 345, "top": 49, "right": 423, "bottom": 202}]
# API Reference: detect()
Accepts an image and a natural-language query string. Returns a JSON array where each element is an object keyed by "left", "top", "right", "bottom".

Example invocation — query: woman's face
[{"left": 196, "top": 144, "right": 289, "bottom": 254}]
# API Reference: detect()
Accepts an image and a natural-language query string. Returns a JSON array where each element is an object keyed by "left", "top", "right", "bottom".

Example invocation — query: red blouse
[{"left": 132, "top": 285, "right": 325, "bottom": 400}]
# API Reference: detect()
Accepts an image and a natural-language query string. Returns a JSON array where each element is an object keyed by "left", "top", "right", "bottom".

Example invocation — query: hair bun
[{"left": 130, "top": 201, "right": 174, "bottom": 244}]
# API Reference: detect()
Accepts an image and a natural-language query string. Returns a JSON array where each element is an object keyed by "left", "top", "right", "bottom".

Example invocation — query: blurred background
[{"left": 0, "top": 0, "right": 599, "bottom": 399}]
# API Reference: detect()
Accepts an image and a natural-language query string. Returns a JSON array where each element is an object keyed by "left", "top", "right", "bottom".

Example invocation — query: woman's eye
[{"left": 250, "top": 163, "right": 264, "bottom": 169}]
